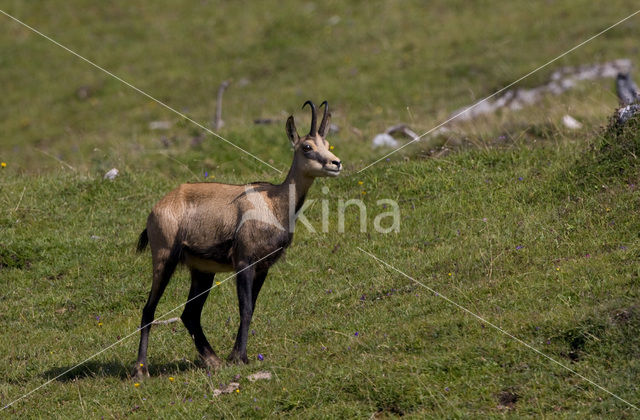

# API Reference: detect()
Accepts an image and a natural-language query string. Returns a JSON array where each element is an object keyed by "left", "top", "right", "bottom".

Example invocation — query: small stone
[
  {"left": 103, "top": 168, "right": 119, "bottom": 180},
  {"left": 562, "top": 115, "right": 582, "bottom": 130},
  {"left": 149, "top": 121, "right": 172, "bottom": 130},
  {"left": 372, "top": 133, "right": 399, "bottom": 148},
  {"left": 247, "top": 371, "right": 272, "bottom": 382}
]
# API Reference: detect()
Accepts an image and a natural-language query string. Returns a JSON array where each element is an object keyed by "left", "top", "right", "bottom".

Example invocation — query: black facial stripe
[{"left": 304, "top": 151, "right": 328, "bottom": 165}]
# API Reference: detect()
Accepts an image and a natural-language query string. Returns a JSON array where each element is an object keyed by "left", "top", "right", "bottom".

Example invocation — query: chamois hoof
[
  {"left": 132, "top": 364, "right": 150, "bottom": 379},
  {"left": 202, "top": 354, "right": 224, "bottom": 370},
  {"left": 227, "top": 352, "right": 249, "bottom": 365}
]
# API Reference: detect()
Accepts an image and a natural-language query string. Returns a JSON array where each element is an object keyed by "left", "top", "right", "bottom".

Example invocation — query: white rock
[
  {"left": 618, "top": 104, "right": 640, "bottom": 124},
  {"left": 211, "top": 382, "right": 240, "bottom": 397},
  {"left": 562, "top": 115, "right": 582, "bottom": 130},
  {"left": 103, "top": 168, "right": 119, "bottom": 180},
  {"left": 372, "top": 133, "right": 399, "bottom": 148},
  {"left": 327, "top": 15, "right": 341, "bottom": 25},
  {"left": 149, "top": 121, "right": 172, "bottom": 130},
  {"left": 247, "top": 371, "right": 272, "bottom": 382}
]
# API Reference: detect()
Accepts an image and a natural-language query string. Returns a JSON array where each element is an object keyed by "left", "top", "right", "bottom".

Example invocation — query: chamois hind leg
[
  {"left": 134, "top": 252, "right": 177, "bottom": 379},
  {"left": 228, "top": 263, "right": 258, "bottom": 364},
  {"left": 181, "top": 269, "right": 223, "bottom": 370},
  {"left": 251, "top": 269, "right": 268, "bottom": 312}
]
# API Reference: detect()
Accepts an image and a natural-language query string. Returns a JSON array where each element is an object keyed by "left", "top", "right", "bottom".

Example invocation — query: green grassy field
[{"left": 2, "top": 0, "right": 640, "bottom": 417}]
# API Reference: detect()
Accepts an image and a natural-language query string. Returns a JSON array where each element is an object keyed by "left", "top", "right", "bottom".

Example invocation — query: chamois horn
[
  {"left": 302, "top": 100, "right": 317, "bottom": 137},
  {"left": 318, "top": 101, "right": 330, "bottom": 137}
]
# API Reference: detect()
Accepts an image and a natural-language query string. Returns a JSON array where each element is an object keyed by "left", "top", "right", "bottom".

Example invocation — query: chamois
[{"left": 133, "top": 101, "right": 341, "bottom": 378}]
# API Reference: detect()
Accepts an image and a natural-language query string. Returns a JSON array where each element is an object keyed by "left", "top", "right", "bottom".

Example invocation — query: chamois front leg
[{"left": 228, "top": 263, "right": 257, "bottom": 364}]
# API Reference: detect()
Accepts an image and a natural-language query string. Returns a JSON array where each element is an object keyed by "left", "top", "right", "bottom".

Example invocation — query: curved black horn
[
  {"left": 302, "top": 100, "right": 317, "bottom": 137},
  {"left": 318, "top": 101, "right": 329, "bottom": 136}
]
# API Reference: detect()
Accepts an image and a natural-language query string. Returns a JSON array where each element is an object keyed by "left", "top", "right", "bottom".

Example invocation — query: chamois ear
[{"left": 286, "top": 116, "right": 300, "bottom": 147}]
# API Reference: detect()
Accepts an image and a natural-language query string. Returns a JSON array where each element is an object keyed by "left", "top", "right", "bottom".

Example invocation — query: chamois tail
[{"left": 136, "top": 229, "right": 149, "bottom": 252}]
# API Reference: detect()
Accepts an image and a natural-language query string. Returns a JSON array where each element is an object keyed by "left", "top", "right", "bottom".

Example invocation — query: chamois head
[{"left": 286, "top": 100, "right": 342, "bottom": 178}]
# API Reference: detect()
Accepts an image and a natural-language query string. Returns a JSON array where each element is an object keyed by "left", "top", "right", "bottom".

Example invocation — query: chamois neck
[{"left": 281, "top": 158, "right": 315, "bottom": 211}]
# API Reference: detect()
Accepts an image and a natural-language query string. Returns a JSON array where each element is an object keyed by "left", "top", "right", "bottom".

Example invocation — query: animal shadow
[{"left": 42, "top": 358, "right": 193, "bottom": 382}]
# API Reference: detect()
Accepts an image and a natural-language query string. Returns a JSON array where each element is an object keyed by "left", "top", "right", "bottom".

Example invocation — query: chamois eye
[{"left": 302, "top": 144, "right": 312, "bottom": 152}]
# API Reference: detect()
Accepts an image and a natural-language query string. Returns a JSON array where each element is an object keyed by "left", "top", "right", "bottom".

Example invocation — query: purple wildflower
[
  {"left": 258, "top": 354, "right": 264, "bottom": 361},
  {"left": 516, "top": 245, "right": 523, "bottom": 250},
  {"left": 354, "top": 331, "right": 359, "bottom": 337},
  {"left": 518, "top": 177, "right": 523, "bottom": 181},
  {"left": 445, "top": 387, "right": 450, "bottom": 392},
  {"left": 204, "top": 171, "right": 209, "bottom": 178}
]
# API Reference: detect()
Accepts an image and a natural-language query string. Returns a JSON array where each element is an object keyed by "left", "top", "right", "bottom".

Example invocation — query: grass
[{"left": 2, "top": 0, "right": 640, "bottom": 418}]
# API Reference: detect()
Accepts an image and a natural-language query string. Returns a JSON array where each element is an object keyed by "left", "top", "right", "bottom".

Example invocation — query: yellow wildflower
[
  {"left": 1, "top": 162, "right": 6, "bottom": 168},
  {"left": 169, "top": 376, "right": 174, "bottom": 382},
  {"left": 134, "top": 383, "right": 140, "bottom": 388},
  {"left": 358, "top": 181, "right": 363, "bottom": 185}
]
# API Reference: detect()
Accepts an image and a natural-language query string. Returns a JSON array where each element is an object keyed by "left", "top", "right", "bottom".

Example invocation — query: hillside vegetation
[{"left": 1, "top": 0, "right": 640, "bottom": 417}]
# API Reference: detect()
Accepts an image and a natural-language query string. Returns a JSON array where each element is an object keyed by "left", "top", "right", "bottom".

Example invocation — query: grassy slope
[
  {"left": 1, "top": 133, "right": 640, "bottom": 417},
  {"left": 2, "top": 0, "right": 640, "bottom": 418}
]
